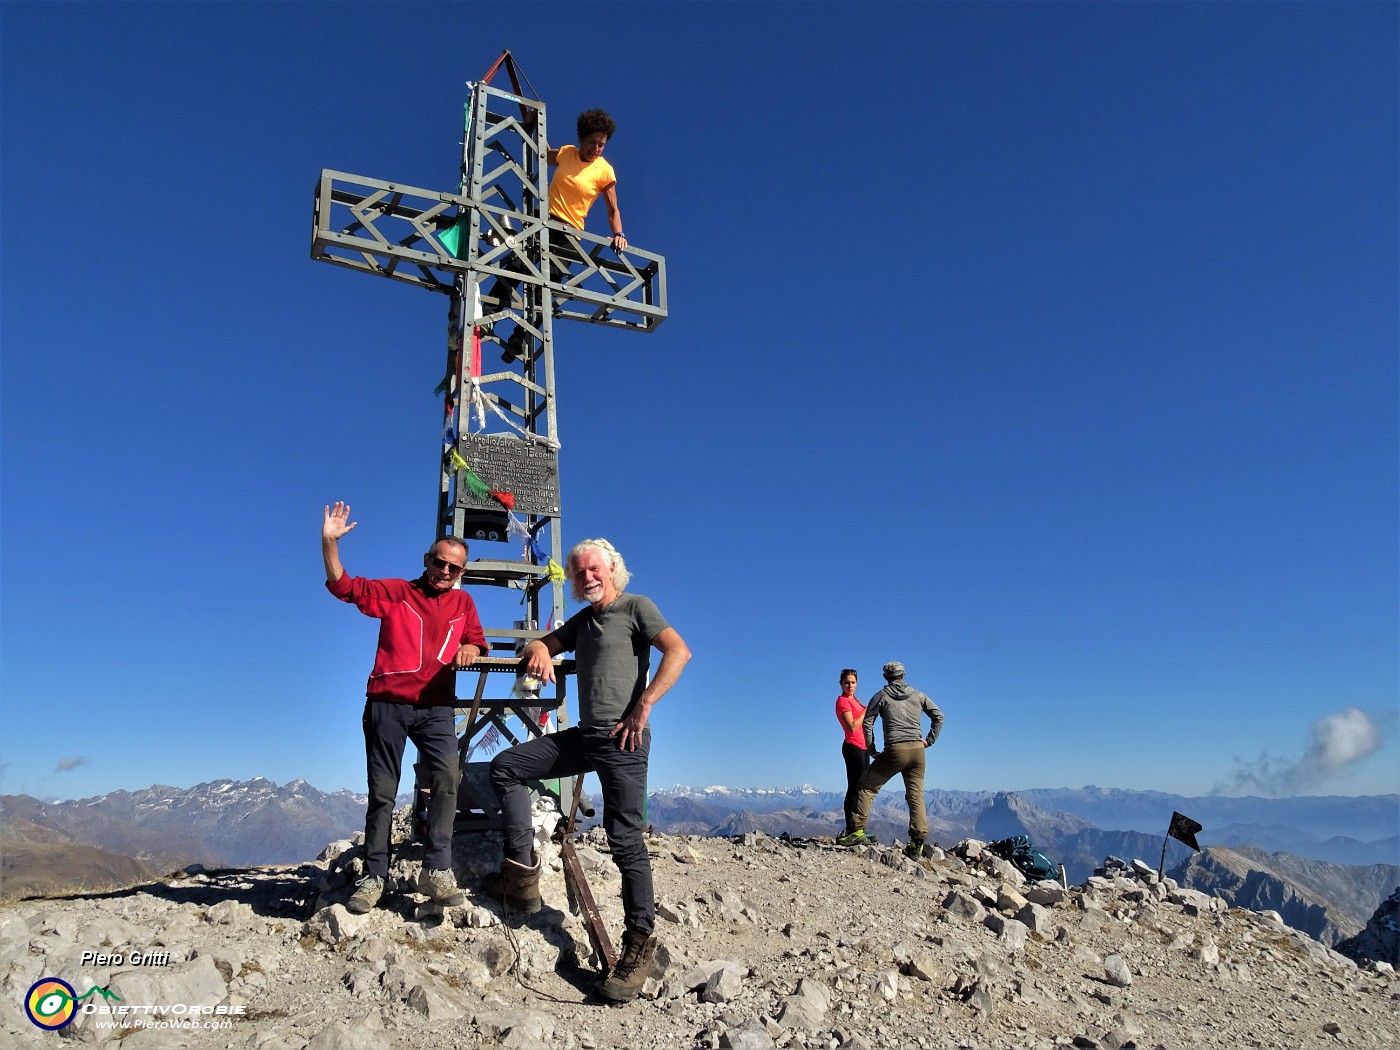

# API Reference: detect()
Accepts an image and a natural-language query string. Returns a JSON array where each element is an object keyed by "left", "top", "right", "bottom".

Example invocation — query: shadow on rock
[{"left": 49, "top": 864, "right": 322, "bottom": 920}]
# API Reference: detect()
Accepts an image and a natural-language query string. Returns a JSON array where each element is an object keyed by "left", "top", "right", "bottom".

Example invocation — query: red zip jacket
[{"left": 327, "top": 573, "right": 487, "bottom": 705}]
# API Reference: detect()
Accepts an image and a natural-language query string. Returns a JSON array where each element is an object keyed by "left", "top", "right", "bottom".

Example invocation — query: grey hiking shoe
[
  {"left": 417, "top": 867, "right": 465, "bottom": 907},
  {"left": 836, "top": 828, "right": 869, "bottom": 847},
  {"left": 346, "top": 875, "right": 384, "bottom": 914},
  {"left": 905, "top": 838, "right": 926, "bottom": 859}
]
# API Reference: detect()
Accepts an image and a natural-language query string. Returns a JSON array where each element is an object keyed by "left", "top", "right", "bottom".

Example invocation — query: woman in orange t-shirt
[
  {"left": 546, "top": 108, "right": 626, "bottom": 250},
  {"left": 491, "top": 108, "right": 629, "bottom": 363},
  {"left": 834, "top": 668, "right": 868, "bottom": 836}
]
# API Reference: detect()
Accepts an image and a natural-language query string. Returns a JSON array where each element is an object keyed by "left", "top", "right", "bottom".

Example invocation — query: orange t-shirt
[{"left": 549, "top": 144, "right": 617, "bottom": 230}]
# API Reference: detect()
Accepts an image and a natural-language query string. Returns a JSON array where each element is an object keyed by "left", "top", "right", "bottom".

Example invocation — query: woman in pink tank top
[{"left": 834, "top": 668, "right": 869, "bottom": 836}]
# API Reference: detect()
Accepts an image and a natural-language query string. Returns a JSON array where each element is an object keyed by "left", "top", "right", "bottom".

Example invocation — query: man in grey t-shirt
[{"left": 489, "top": 537, "right": 690, "bottom": 1002}]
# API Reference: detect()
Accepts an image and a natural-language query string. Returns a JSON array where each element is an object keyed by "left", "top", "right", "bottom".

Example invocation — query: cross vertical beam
[{"left": 309, "top": 59, "right": 668, "bottom": 837}]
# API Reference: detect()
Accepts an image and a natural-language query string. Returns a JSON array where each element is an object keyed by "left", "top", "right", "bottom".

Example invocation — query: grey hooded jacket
[{"left": 862, "top": 680, "right": 943, "bottom": 751}]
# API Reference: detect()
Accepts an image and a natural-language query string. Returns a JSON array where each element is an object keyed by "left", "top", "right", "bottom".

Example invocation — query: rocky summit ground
[{"left": 1, "top": 803, "right": 1396, "bottom": 1050}]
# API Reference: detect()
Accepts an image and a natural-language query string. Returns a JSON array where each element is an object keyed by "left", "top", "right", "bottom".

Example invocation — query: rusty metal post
[{"left": 556, "top": 776, "right": 616, "bottom": 973}]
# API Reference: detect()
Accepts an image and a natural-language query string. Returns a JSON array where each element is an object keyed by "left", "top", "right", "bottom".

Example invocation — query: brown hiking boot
[
  {"left": 598, "top": 927, "right": 658, "bottom": 1003},
  {"left": 485, "top": 853, "right": 542, "bottom": 914}
]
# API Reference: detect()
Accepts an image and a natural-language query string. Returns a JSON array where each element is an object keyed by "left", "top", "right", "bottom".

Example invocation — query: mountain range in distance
[
  {"left": 2, "top": 777, "right": 1394, "bottom": 946},
  {"left": 649, "top": 783, "right": 1398, "bottom": 867},
  {"left": 0, "top": 778, "right": 369, "bottom": 888}
]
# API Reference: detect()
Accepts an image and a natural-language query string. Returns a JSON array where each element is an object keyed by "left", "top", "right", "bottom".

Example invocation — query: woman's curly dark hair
[{"left": 577, "top": 108, "right": 617, "bottom": 141}]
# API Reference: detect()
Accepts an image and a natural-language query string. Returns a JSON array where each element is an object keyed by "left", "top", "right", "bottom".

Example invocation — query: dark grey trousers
[
  {"left": 363, "top": 699, "right": 460, "bottom": 877},
  {"left": 490, "top": 725, "right": 654, "bottom": 934}
]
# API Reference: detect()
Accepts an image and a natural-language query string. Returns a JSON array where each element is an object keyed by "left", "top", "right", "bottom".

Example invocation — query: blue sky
[{"left": 2, "top": 2, "right": 1396, "bottom": 804}]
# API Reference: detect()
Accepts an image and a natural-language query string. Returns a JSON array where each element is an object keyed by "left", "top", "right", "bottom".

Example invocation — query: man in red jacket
[{"left": 322, "top": 501, "right": 487, "bottom": 913}]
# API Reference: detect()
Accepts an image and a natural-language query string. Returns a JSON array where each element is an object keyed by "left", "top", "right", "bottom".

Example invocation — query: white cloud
[{"left": 1214, "top": 706, "right": 1382, "bottom": 796}]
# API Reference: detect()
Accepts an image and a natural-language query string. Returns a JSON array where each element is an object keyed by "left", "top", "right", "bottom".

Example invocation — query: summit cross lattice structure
[{"left": 310, "top": 51, "right": 667, "bottom": 834}]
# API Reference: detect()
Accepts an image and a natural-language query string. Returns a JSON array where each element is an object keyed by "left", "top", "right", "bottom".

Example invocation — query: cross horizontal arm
[{"left": 311, "top": 170, "right": 667, "bottom": 331}]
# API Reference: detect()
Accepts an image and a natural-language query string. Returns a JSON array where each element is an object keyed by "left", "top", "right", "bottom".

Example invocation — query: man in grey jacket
[{"left": 838, "top": 661, "right": 943, "bottom": 857}]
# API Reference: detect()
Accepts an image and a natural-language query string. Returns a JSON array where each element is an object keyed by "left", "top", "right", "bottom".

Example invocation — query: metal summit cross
[{"left": 309, "top": 50, "right": 667, "bottom": 834}]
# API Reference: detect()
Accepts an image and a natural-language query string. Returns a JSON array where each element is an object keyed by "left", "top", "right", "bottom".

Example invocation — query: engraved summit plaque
[{"left": 454, "top": 433, "right": 561, "bottom": 516}]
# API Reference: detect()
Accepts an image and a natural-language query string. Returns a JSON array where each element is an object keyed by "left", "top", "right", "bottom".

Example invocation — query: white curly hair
[{"left": 566, "top": 537, "right": 631, "bottom": 600}]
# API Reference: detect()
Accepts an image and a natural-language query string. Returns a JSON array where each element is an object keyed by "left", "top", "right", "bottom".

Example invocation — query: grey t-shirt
[{"left": 551, "top": 592, "right": 670, "bottom": 726}]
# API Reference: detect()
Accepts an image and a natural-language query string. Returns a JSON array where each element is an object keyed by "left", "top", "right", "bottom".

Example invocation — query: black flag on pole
[{"left": 1167, "top": 811, "right": 1203, "bottom": 851}]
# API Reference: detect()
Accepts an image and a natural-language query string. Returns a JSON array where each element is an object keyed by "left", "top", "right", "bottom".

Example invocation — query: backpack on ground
[{"left": 987, "top": 835, "right": 1057, "bottom": 881}]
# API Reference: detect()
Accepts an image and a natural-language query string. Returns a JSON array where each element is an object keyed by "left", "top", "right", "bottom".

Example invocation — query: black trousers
[
  {"left": 362, "top": 699, "right": 459, "bottom": 877},
  {"left": 491, "top": 725, "right": 654, "bottom": 934},
  {"left": 841, "top": 740, "right": 870, "bottom": 832}
]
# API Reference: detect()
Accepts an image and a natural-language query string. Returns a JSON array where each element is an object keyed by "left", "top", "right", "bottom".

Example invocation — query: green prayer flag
[{"left": 463, "top": 468, "right": 490, "bottom": 501}]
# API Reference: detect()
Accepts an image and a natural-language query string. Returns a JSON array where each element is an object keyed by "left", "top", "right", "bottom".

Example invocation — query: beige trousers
[{"left": 851, "top": 741, "right": 928, "bottom": 840}]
